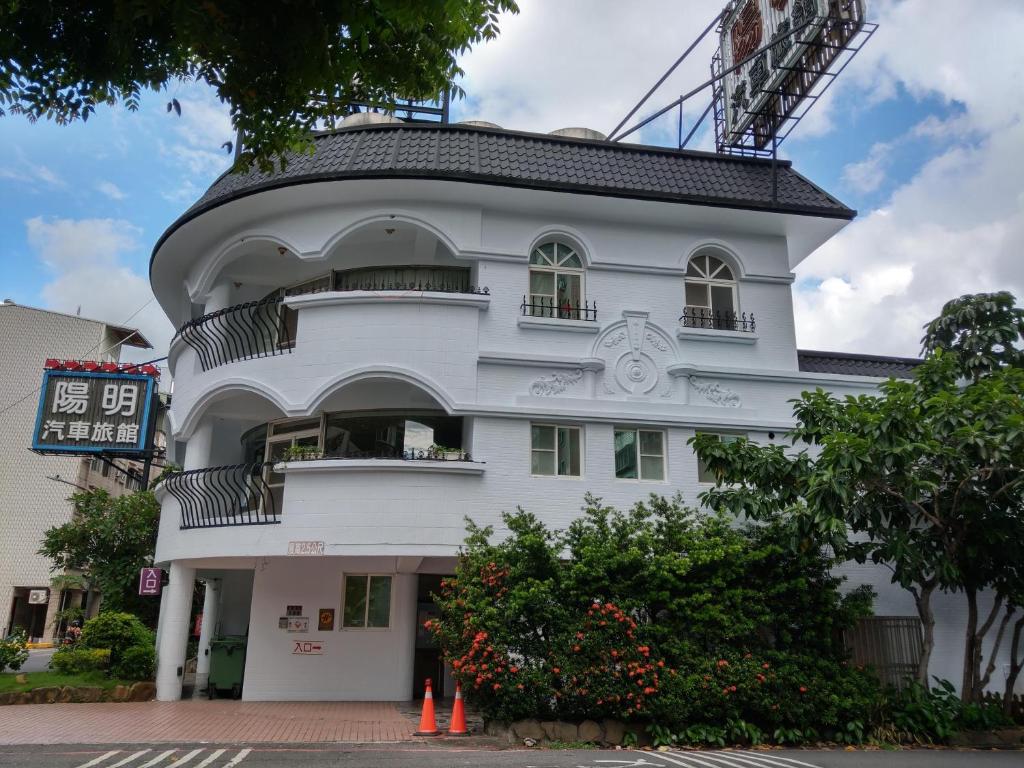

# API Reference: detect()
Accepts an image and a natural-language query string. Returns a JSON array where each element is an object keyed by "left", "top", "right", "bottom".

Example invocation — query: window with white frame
[
  {"left": 342, "top": 574, "right": 393, "bottom": 628},
  {"left": 528, "top": 242, "right": 585, "bottom": 319},
  {"left": 683, "top": 252, "right": 737, "bottom": 329},
  {"left": 531, "top": 424, "right": 582, "bottom": 476},
  {"left": 614, "top": 428, "right": 665, "bottom": 481},
  {"left": 695, "top": 432, "right": 742, "bottom": 483}
]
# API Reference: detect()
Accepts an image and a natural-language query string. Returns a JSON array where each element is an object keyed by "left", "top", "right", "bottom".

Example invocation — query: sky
[{"left": 0, "top": 0, "right": 1021, "bottom": 367}]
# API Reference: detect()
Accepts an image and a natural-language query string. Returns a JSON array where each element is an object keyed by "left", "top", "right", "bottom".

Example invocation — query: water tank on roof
[
  {"left": 341, "top": 111, "right": 404, "bottom": 127},
  {"left": 550, "top": 127, "right": 607, "bottom": 140},
  {"left": 457, "top": 120, "right": 502, "bottom": 129}
]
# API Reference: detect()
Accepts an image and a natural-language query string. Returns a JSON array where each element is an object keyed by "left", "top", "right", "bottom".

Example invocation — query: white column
[
  {"left": 155, "top": 561, "right": 196, "bottom": 701},
  {"left": 183, "top": 418, "right": 214, "bottom": 471},
  {"left": 204, "top": 280, "right": 234, "bottom": 314},
  {"left": 193, "top": 578, "right": 221, "bottom": 695}
]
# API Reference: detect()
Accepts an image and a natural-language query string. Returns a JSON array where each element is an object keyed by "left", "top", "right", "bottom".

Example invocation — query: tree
[
  {"left": 0, "top": 1, "right": 519, "bottom": 170},
  {"left": 39, "top": 489, "right": 161, "bottom": 625},
  {"left": 694, "top": 351, "right": 1024, "bottom": 687},
  {"left": 921, "top": 291, "right": 1024, "bottom": 380}
]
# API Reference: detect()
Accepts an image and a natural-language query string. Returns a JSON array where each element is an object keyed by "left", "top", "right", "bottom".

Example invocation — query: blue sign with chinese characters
[{"left": 32, "top": 369, "right": 156, "bottom": 455}]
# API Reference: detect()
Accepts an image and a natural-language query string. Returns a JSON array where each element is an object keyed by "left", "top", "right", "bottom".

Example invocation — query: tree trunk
[
  {"left": 977, "top": 604, "right": 1015, "bottom": 698},
  {"left": 1005, "top": 614, "right": 1024, "bottom": 720},
  {"left": 965, "top": 592, "right": 1005, "bottom": 701},
  {"left": 962, "top": 587, "right": 979, "bottom": 699},
  {"left": 915, "top": 582, "right": 937, "bottom": 686}
]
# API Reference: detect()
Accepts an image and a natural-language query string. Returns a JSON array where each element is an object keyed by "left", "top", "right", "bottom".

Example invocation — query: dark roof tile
[{"left": 797, "top": 350, "right": 922, "bottom": 379}]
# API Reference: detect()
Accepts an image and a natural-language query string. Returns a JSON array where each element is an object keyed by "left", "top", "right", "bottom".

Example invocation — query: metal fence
[
  {"left": 521, "top": 296, "right": 598, "bottom": 322},
  {"left": 845, "top": 616, "right": 924, "bottom": 691},
  {"left": 173, "top": 295, "right": 292, "bottom": 371},
  {"left": 163, "top": 463, "right": 280, "bottom": 529},
  {"left": 679, "top": 307, "right": 756, "bottom": 332}
]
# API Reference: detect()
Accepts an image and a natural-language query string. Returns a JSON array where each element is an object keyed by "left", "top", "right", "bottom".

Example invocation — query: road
[{"left": 0, "top": 745, "right": 1019, "bottom": 768}]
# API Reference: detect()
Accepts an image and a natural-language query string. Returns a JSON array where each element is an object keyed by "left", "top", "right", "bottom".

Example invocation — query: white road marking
[
  {"left": 192, "top": 749, "right": 226, "bottom": 768},
  {"left": 107, "top": 751, "right": 152, "bottom": 768},
  {"left": 137, "top": 750, "right": 176, "bottom": 768},
  {"left": 75, "top": 751, "right": 120, "bottom": 768},
  {"left": 221, "top": 748, "right": 252, "bottom": 768},
  {"left": 169, "top": 749, "right": 204, "bottom": 766},
  {"left": 677, "top": 752, "right": 786, "bottom": 768},
  {"left": 710, "top": 751, "right": 824, "bottom": 768},
  {"left": 634, "top": 751, "right": 731, "bottom": 768}
]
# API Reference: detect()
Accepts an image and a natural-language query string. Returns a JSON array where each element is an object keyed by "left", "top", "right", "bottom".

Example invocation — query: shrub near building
[{"left": 429, "top": 495, "right": 880, "bottom": 742}]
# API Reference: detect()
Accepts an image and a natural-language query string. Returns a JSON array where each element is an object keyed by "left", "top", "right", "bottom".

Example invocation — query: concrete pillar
[
  {"left": 155, "top": 561, "right": 196, "bottom": 701},
  {"left": 183, "top": 418, "right": 214, "bottom": 471},
  {"left": 193, "top": 578, "right": 221, "bottom": 695},
  {"left": 204, "top": 280, "right": 234, "bottom": 314}
]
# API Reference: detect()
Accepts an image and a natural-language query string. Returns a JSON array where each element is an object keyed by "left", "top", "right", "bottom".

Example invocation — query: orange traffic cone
[
  {"left": 414, "top": 678, "right": 441, "bottom": 736},
  {"left": 447, "top": 681, "right": 469, "bottom": 736}
]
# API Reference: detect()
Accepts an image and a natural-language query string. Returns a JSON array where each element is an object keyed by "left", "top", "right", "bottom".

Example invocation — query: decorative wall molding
[
  {"left": 645, "top": 332, "right": 669, "bottom": 352},
  {"left": 603, "top": 331, "right": 627, "bottom": 348},
  {"left": 530, "top": 369, "right": 584, "bottom": 396},
  {"left": 689, "top": 376, "right": 742, "bottom": 408}
]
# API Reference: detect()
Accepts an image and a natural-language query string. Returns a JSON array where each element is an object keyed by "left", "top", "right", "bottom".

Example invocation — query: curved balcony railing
[
  {"left": 173, "top": 296, "right": 291, "bottom": 372},
  {"left": 679, "top": 307, "right": 756, "bottom": 333},
  {"left": 163, "top": 462, "right": 279, "bottom": 529}
]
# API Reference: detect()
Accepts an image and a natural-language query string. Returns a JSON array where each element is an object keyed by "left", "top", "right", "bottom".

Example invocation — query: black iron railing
[
  {"left": 164, "top": 463, "right": 279, "bottom": 529},
  {"left": 174, "top": 296, "right": 292, "bottom": 371},
  {"left": 335, "top": 279, "right": 489, "bottom": 295},
  {"left": 679, "top": 307, "right": 755, "bottom": 333},
  {"left": 334, "top": 265, "right": 487, "bottom": 295},
  {"left": 521, "top": 296, "right": 597, "bottom": 322},
  {"left": 284, "top": 447, "right": 475, "bottom": 462}
]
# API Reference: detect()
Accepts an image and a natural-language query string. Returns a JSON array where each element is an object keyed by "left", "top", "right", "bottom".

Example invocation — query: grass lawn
[{"left": 0, "top": 670, "right": 135, "bottom": 693}]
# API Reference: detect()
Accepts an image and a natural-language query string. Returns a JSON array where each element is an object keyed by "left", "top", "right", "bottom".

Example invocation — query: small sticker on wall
[
  {"left": 318, "top": 608, "right": 335, "bottom": 631},
  {"left": 287, "top": 616, "right": 309, "bottom": 632},
  {"left": 293, "top": 640, "right": 324, "bottom": 655},
  {"left": 286, "top": 605, "right": 303, "bottom": 617},
  {"left": 278, "top": 617, "right": 288, "bottom": 629}
]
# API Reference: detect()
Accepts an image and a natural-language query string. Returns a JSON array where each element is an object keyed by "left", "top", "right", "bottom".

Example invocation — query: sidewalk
[{"left": 0, "top": 700, "right": 420, "bottom": 745}]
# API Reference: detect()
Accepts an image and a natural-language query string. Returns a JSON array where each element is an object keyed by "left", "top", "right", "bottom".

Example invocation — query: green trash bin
[{"left": 208, "top": 635, "right": 247, "bottom": 699}]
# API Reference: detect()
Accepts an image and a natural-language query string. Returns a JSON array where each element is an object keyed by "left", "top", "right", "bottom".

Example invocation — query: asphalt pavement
[{"left": 0, "top": 745, "right": 1019, "bottom": 768}]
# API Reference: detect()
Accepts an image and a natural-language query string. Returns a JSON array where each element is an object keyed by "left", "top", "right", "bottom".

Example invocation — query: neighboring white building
[
  {"left": 0, "top": 301, "right": 150, "bottom": 642},
  {"left": 149, "top": 120, "right": 1010, "bottom": 702}
]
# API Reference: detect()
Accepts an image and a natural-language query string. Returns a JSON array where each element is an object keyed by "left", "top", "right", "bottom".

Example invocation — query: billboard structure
[
  {"left": 714, "top": 0, "right": 871, "bottom": 154},
  {"left": 32, "top": 360, "right": 160, "bottom": 458},
  {"left": 606, "top": 1, "right": 875, "bottom": 160}
]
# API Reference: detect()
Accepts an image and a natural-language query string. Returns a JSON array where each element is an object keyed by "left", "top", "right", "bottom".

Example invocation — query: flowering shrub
[{"left": 429, "top": 495, "right": 881, "bottom": 738}]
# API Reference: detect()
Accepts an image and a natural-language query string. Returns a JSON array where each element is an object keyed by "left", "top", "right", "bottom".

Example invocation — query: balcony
[
  {"left": 677, "top": 307, "right": 758, "bottom": 344},
  {"left": 173, "top": 296, "right": 292, "bottom": 372},
  {"left": 518, "top": 295, "right": 599, "bottom": 333},
  {"left": 163, "top": 462, "right": 279, "bottom": 529}
]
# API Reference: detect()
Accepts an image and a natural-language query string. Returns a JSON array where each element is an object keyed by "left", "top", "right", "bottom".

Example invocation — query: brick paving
[{"left": 0, "top": 700, "right": 420, "bottom": 745}]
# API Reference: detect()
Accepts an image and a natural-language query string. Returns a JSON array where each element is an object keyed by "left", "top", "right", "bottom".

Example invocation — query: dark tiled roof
[
  {"left": 797, "top": 350, "right": 923, "bottom": 379},
  {"left": 153, "top": 123, "right": 854, "bottom": 264}
]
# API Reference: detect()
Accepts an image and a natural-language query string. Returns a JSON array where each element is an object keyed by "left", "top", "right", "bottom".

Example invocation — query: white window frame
[
  {"left": 528, "top": 242, "right": 586, "bottom": 319},
  {"left": 695, "top": 432, "right": 744, "bottom": 484},
  {"left": 530, "top": 423, "right": 583, "bottom": 477},
  {"left": 340, "top": 573, "right": 394, "bottom": 630},
  {"left": 684, "top": 253, "right": 738, "bottom": 325},
  {"left": 613, "top": 428, "right": 667, "bottom": 482}
]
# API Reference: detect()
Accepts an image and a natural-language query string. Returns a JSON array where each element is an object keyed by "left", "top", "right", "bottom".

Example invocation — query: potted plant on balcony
[
  {"left": 281, "top": 444, "right": 321, "bottom": 462},
  {"left": 427, "top": 444, "right": 464, "bottom": 461}
]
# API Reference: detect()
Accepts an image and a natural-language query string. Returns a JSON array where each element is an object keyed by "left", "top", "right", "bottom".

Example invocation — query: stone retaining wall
[
  {"left": 0, "top": 681, "right": 155, "bottom": 705},
  {"left": 484, "top": 718, "right": 650, "bottom": 746}
]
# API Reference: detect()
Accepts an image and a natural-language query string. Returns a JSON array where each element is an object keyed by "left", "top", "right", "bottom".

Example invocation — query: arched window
[
  {"left": 683, "top": 252, "right": 737, "bottom": 329},
  {"left": 528, "top": 242, "right": 586, "bottom": 319}
]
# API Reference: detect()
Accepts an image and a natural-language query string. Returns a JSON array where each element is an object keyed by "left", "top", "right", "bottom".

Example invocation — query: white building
[
  {"left": 150, "top": 119, "right": 1006, "bottom": 702},
  {"left": 0, "top": 300, "right": 150, "bottom": 642}
]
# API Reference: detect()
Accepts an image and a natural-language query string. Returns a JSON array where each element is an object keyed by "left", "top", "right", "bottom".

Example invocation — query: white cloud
[
  {"left": 793, "top": 0, "right": 1024, "bottom": 357},
  {"left": 96, "top": 180, "right": 126, "bottom": 200},
  {"left": 455, "top": 0, "right": 726, "bottom": 142},
  {"left": 26, "top": 217, "right": 175, "bottom": 361},
  {"left": 841, "top": 141, "right": 893, "bottom": 194}
]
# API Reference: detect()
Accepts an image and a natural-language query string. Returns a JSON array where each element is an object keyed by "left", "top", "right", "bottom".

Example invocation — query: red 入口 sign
[{"left": 138, "top": 567, "right": 163, "bottom": 596}]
